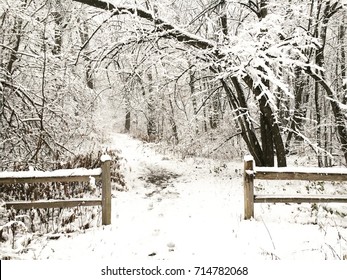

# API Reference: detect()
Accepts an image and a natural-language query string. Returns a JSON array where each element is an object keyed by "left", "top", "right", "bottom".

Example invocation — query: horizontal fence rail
[
  {"left": 255, "top": 167, "right": 347, "bottom": 181},
  {"left": 5, "top": 199, "right": 102, "bottom": 210},
  {"left": 0, "top": 157, "right": 112, "bottom": 225},
  {"left": 243, "top": 155, "right": 347, "bottom": 220},
  {"left": 0, "top": 169, "right": 102, "bottom": 184}
]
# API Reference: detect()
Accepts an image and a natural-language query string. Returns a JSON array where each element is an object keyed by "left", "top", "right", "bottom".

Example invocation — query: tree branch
[{"left": 72, "top": 0, "right": 215, "bottom": 50}]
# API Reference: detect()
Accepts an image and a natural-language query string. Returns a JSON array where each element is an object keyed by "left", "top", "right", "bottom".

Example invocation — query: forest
[
  {"left": 1, "top": 0, "right": 347, "bottom": 262},
  {"left": 1, "top": 0, "right": 347, "bottom": 168}
]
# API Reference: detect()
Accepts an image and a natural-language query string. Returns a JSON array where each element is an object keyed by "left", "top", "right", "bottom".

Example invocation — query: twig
[
  {"left": 260, "top": 215, "right": 276, "bottom": 251},
  {"left": 210, "top": 131, "right": 242, "bottom": 153},
  {"left": 75, "top": 11, "right": 117, "bottom": 65}
]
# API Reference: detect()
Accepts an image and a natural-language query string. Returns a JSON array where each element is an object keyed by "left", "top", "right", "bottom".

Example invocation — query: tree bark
[
  {"left": 125, "top": 102, "right": 131, "bottom": 132},
  {"left": 305, "top": 66, "right": 347, "bottom": 165},
  {"left": 340, "top": 16, "right": 347, "bottom": 104},
  {"left": 189, "top": 66, "right": 199, "bottom": 135},
  {"left": 52, "top": 0, "right": 63, "bottom": 55},
  {"left": 222, "top": 78, "right": 265, "bottom": 166},
  {"left": 285, "top": 68, "right": 308, "bottom": 151},
  {"left": 168, "top": 95, "right": 179, "bottom": 144},
  {"left": 6, "top": 17, "right": 23, "bottom": 74},
  {"left": 78, "top": 20, "right": 94, "bottom": 89},
  {"left": 245, "top": 0, "right": 287, "bottom": 167},
  {"left": 243, "top": 76, "right": 287, "bottom": 167}
]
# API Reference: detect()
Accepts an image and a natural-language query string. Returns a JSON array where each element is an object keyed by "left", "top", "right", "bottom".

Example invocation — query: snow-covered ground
[{"left": 2, "top": 133, "right": 347, "bottom": 261}]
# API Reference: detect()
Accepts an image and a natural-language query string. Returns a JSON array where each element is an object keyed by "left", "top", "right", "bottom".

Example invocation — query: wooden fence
[
  {"left": 0, "top": 157, "right": 112, "bottom": 225},
  {"left": 243, "top": 155, "right": 347, "bottom": 220}
]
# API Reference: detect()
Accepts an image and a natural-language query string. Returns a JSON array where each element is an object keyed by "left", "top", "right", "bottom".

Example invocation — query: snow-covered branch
[{"left": 72, "top": 0, "right": 216, "bottom": 50}]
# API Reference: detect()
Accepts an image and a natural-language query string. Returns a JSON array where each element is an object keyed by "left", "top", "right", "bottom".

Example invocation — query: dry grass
[{"left": 0, "top": 149, "right": 126, "bottom": 258}]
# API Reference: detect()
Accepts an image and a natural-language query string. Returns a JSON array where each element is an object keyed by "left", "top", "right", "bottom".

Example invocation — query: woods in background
[{"left": 1, "top": 0, "right": 347, "bottom": 168}]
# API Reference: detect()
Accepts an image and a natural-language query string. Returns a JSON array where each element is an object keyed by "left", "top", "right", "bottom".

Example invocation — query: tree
[
  {"left": 4, "top": 0, "right": 344, "bottom": 167},
  {"left": 69, "top": 0, "right": 283, "bottom": 165},
  {"left": 0, "top": 0, "right": 104, "bottom": 169}
]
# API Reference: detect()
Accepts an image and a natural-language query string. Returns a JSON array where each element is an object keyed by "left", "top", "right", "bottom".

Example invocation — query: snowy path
[
  {"left": 37, "top": 133, "right": 246, "bottom": 260},
  {"left": 35, "top": 133, "right": 347, "bottom": 260}
]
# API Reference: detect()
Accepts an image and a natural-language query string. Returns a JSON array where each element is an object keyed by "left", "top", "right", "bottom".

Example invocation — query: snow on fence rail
[
  {"left": 243, "top": 155, "right": 347, "bottom": 220},
  {"left": 0, "top": 157, "right": 112, "bottom": 225}
]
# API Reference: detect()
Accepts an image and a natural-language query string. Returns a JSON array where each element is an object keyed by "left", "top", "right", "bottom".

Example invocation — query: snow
[
  {"left": 0, "top": 168, "right": 102, "bottom": 179},
  {"left": 1, "top": 133, "right": 347, "bottom": 262},
  {"left": 256, "top": 166, "right": 347, "bottom": 174},
  {"left": 100, "top": 154, "right": 112, "bottom": 162},
  {"left": 89, "top": 176, "right": 96, "bottom": 190},
  {"left": 244, "top": 155, "right": 254, "bottom": 162}
]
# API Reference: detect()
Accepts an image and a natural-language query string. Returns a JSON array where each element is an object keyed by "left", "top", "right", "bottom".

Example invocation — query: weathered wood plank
[
  {"left": 254, "top": 195, "right": 347, "bottom": 204},
  {"left": 244, "top": 156, "right": 254, "bottom": 219},
  {"left": 5, "top": 199, "right": 102, "bottom": 210},
  {"left": 255, "top": 168, "right": 347, "bottom": 181},
  {"left": 0, "top": 176, "right": 102, "bottom": 184},
  {"left": 0, "top": 168, "right": 102, "bottom": 184},
  {"left": 255, "top": 166, "right": 347, "bottom": 174},
  {"left": 101, "top": 158, "right": 111, "bottom": 225}
]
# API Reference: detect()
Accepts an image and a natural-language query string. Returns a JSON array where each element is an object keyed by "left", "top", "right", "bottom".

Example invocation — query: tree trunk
[
  {"left": 285, "top": 68, "right": 309, "bottom": 152},
  {"left": 340, "top": 16, "right": 347, "bottom": 104},
  {"left": 247, "top": 0, "right": 286, "bottom": 167},
  {"left": 243, "top": 76, "right": 287, "bottom": 167},
  {"left": 52, "top": 0, "right": 63, "bottom": 55},
  {"left": 218, "top": 0, "right": 228, "bottom": 38},
  {"left": 79, "top": 20, "right": 94, "bottom": 89},
  {"left": 6, "top": 17, "right": 23, "bottom": 75},
  {"left": 168, "top": 96, "right": 179, "bottom": 144},
  {"left": 259, "top": 0, "right": 269, "bottom": 19},
  {"left": 189, "top": 67, "right": 199, "bottom": 135},
  {"left": 146, "top": 71, "right": 157, "bottom": 142},
  {"left": 314, "top": 77, "right": 323, "bottom": 167},
  {"left": 221, "top": 78, "right": 265, "bottom": 166},
  {"left": 305, "top": 67, "right": 347, "bottom": 165},
  {"left": 125, "top": 108, "right": 131, "bottom": 132},
  {"left": 260, "top": 102, "right": 275, "bottom": 166}
]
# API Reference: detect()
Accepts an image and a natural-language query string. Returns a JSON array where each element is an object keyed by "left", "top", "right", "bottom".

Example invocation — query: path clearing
[{"left": 35, "top": 133, "right": 347, "bottom": 260}]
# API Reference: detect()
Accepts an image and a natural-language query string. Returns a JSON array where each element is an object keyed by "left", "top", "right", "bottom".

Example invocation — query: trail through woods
[{"left": 24, "top": 134, "right": 347, "bottom": 260}]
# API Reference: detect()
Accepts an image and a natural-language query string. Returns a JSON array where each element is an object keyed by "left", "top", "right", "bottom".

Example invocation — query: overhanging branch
[{"left": 72, "top": 0, "right": 215, "bottom": 50}]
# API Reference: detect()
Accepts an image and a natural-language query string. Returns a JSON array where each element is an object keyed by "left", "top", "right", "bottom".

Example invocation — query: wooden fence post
[
  {"left": 101, "top": 156, "right": 111, "bottom": 225},
  {"left": 244, "top": 155, "right": 255, "bottom": 220}
]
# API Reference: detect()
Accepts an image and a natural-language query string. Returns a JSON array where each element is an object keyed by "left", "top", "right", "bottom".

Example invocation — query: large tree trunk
[
  {"left": 238, "top": 0, "right": 287, "bottom": 167},
  {"left": 260, "top": 102, "right": 275, "bottom": 166},
  {"left": 243, "top": 76, "right": 287, "bottom": 167},
  {"left": 222, "top": 78, "right": 265, "bottom": 166}
]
